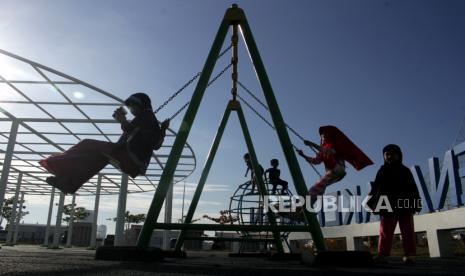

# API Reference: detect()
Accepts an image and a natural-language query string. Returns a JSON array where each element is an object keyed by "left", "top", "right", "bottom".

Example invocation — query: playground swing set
[{"left": 96, "top": 4, "right": 373, "bottom": 265}]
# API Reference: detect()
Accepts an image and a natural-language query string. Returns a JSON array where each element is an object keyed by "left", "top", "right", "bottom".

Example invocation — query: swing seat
[{"left": 103, "top": 151, "right": 140, "bottom": 178}]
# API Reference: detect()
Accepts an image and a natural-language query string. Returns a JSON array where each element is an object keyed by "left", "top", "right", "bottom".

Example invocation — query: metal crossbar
[{"left": 152, "top": 223, "right": 310, "bottom": 232}]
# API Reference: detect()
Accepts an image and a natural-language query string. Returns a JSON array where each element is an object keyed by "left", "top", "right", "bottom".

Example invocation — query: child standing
[
  {"left": 244, "top": 153, "right": 264, "bottom": 195},
  {"left": 265, "top": 159, "right": 289, "bottom": 195},
  {"left": 367, "top": 144, "right": 421, "bottom": 265}
]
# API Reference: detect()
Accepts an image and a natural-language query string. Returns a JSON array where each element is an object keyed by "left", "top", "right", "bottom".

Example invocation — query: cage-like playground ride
[{"left": 228, "top": 180, "right": 302, "bottom": 251}]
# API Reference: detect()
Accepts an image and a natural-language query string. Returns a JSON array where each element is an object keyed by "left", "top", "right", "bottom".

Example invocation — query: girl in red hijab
[{"left": 297, "top": 125, "right": 373, "bottom": 205}]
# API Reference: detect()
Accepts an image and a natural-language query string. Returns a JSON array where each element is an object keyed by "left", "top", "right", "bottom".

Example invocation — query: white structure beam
[{"left": 114, "top": 174, "right": 129, "bottom": 246}]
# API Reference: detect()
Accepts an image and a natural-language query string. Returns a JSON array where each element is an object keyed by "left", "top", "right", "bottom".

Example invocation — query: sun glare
[
  {"left": 73, "top": 91, "right": 85, "bottom": 99},
  {"left": 0, "top": 55, "right": 37, "bottom": 81}
]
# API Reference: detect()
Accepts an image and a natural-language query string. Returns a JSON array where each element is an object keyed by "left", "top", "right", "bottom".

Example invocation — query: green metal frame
[
  {"left": 174, "top": 102, "right": 233, "bottom": 250},
  {"left": 174, "top": 100, "right": 284, "bottom": 252},
  {"left": 235, "top": 103, "right": 284, "bottom": 252},
  {"left": 152, "top": 223, "right": 314, "bottom": 232},
  {"left": 136, "top": 4, "right": 326, "bottom": 252}
]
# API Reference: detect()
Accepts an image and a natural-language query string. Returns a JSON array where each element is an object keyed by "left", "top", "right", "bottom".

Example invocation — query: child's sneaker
[{"left": 402, "top": 256, "right": 416, "bottom": 265}]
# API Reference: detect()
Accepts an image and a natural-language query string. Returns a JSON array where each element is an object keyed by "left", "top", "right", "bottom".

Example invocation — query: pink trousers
[
  {"left": 378, "top": 214, "right": 416, "bottom": 257},
  {"left": 308, "top": 163, "right": 346, "bottom": 203}
]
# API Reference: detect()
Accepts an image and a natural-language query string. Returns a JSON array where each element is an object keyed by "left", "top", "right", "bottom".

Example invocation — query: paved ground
[{"left": 0, "top": 245, "right": 464, "bottom": 275}]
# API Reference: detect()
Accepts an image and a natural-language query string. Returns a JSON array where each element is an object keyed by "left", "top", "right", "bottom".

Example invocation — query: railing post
[
  {"left": 90, "top": 174, "right": 102, "bottom": 248},
  {"left": 51, "top": 192, "right": 66, "bottom": 248},
  {"left": 114, "top": 174, "right": 129, "bottom": 246},
  {"left": 65, "top": 194, "right": 76, "bottom": 247},
  {"left": 43, "top": 187, "right": 56, "bottom": 247},
  {"left": 5, "top": 173, "right": 22, "bottom": 245},
  {"left": 0, "top": 120, "right": 19, "bottom": 215}
]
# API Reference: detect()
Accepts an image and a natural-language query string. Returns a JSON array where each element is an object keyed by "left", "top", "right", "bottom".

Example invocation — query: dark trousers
[
  {"left": 39, "top": 139, "right": 139, "bottom": 193},
  {"left": 271, "top": 179, "right": 288, "bottom": 194}
]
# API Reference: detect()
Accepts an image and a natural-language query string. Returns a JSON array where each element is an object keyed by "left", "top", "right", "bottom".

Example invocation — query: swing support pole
[
  {"left": 235, "top": 104, "right": 284, "bottom": 252},
  {"left": 174, "top": 103, "right": 233, "bottom": 251},
  {"left": 174, "top": 100, "right": 285, "bottom": 253},
  {"left": 136, "top": 14, "right": 230, "bottom": 248},
  {"left": 239, "top": 14, "right": 326, "bottom": 251}
]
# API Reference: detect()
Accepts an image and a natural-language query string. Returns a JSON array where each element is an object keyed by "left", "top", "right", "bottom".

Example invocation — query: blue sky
[{"left": 1, "top": 0, "right": 465, "bottom": 234}]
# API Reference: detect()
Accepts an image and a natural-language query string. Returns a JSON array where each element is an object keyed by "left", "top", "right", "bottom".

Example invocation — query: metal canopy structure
[{"left": 0, "top": 49, "right": 196, "bottom": 196}]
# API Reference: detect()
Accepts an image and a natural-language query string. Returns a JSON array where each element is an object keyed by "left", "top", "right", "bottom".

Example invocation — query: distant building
[
  {"left": 68, "top": 222, "right": 92, "bottom": 247},
  {"left": 0, "top": 222, "right": 98, "bottom": 247},
  {"left": 213, "top": 231, "right": 238, "bottom": 250},
  {"left": 81, "top": 210, "right": 95, "bottom": 223},
  {"left": 123, "top": 224, "right": 203, "bottom": 250},
  {"left": 12, "top": 223, "right": 66, "bottom": 244}
]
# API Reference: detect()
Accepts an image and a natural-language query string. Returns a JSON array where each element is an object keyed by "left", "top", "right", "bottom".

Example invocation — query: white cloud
[
  {"left": 204, "top": 184, "right": 231, "bottom": 192},
  {"left": 198, "top": 201, "right": 222, "bottom": 206},
  {"left": 171, "top": 198, "right": 222, "bottom": 207},
  {"left": 172, "top": 182, "right": 231, "bottom": 195}
]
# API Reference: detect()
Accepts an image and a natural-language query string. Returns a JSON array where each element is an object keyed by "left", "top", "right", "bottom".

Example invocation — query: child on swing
[
  {"left": 297, "top": 125, "right": 373, "bottom": 206},
  {"left": 39, "top": 93, "right": 169, "bottom": 194}
]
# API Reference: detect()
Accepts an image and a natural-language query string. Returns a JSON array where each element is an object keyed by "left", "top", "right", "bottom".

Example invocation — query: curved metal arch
[{"left": 0, "top": 49, "right": 196, "bottom": 196}]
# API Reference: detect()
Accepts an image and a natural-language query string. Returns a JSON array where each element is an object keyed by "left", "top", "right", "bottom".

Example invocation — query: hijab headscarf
[
  {"left": 383, "top": 144, "right": 403, "bottom": 164},
  {"left": 124, "top": 93, "right": 153, "bottom": 110},
  {"left": 318, "top": 125, "right": 373, "bottom": 171}
]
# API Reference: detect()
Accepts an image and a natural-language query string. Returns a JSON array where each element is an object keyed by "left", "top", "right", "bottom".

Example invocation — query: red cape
[{"left": 319, "top": 125, "right": 373, "bottom": 171}]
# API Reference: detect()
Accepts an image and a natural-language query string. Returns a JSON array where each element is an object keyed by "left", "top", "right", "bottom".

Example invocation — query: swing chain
[
  {"left": 208, "top": 63, "right": 233, "bottom": 88},
  {"left": 154, "top": 72, "right": 201, "bottom": 114},
  {"left": 169, "top": 101, "right": 190, "bottom": 121},
  {"left": 237, "top": 81, "right": 308, "bottom": 143},
  {"left": 237, "top": 93, "right": 275, "bottom": 130},
  {"left": 168, "top": 62, "right": 234, "bottom": 121},
  {"left": 237, "top": 81, "right": 267, "bottom": 111},
  {"left": 217, "top": 44, "right": 234, "bottom": 60},
  {"left": 153, "top": 45, "right": 233, "bottom": 115},
  {"left": 236, "top": 90, "right": 322, "bottom": 177}
]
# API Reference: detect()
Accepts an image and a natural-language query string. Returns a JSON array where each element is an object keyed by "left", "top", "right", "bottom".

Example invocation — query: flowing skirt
[{"left": 39, "top": 139, "right": 139, "bottom": 194}]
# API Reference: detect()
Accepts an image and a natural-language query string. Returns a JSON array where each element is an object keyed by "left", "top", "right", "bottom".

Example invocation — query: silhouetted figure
[
  {"left": 297, "top": 125, "right": 373, "bottom": 206},
  {"left": 265, "top": 159, "right": 288, "bottom": 194},
  {"left": 243, "top": 153, "right": 264, "bottom": 195},
  {"left": 39, "top": 93, "right": 169, "bottom": 194},
  {"left": 367, "top": 144, "right": 421, "bottom": 265}
]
